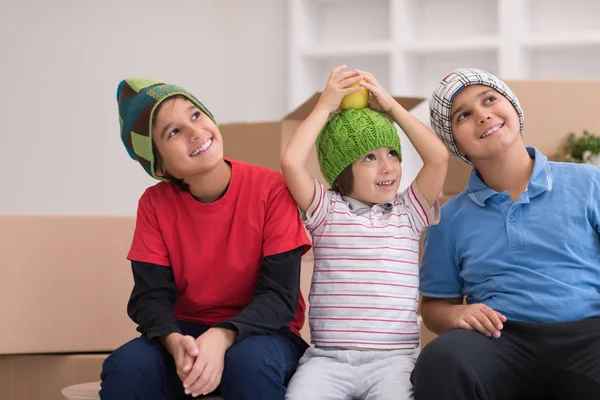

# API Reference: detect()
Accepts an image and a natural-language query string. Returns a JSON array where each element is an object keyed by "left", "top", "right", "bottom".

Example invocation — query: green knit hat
[
  {"left": 317, "top": 108, "right": 401, "bottom": 186},
  {"left": 117, "top": 78, "right": 217, "bottom": 180}
]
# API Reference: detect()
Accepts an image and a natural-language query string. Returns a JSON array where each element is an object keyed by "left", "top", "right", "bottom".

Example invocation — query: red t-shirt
[{"left": 128, "top": 159, "right": 311, "bottom": 334}]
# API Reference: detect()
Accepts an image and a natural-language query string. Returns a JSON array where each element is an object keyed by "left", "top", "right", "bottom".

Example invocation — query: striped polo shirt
[{"left": 305, "top": 179, "right": 440, "bottom": 349}]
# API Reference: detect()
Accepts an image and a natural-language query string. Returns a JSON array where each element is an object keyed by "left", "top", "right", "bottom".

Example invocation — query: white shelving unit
[{"left": 287, "top": 0, "right": 600, "bottom": 110}]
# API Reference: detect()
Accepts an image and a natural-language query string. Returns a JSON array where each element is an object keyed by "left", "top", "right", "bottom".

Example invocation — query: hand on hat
[
  {"left": 315, "top": 65, "right": 365, "bottom": 115},
  {"left": 357, "top": 70, "right": 397, "bottom": 114}
]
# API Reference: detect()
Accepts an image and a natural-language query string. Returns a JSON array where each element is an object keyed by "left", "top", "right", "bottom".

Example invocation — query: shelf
[
  {"left": 528, "top": 46, "right": 600, "bottom": 80},
  {"left": 406, "top": 0, "right": 499, "bottom": 40},
  {"left": 522, "top": 30, "right": 600, "bottom": 49},
  {"left": 405, "top": 35, "right": 499, "bottom": 54},
  {"left": 409, "top": 49, "right": 499, "bottom": 97},
  {"left": 306, "top": 0, "right": 389, "bottom": 4},
  {"left": 525, "top": 0, "right": 600, "bottom": 35},
  {"left": 288, "top": 0, "right": 600, "bottom": 110},
  {"left": 300, "top": 41, "right": 392, "bottom": 57},
  {"left": 299, "top": 0, "right": 391, "bottom": 45},
  {"left": 309, "top": 54, "right": 391, "bottom": 92}
]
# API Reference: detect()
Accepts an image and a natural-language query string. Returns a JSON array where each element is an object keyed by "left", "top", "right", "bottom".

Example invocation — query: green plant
[{"left": 564, "top": 130, "right": 600, "bottom": 163}]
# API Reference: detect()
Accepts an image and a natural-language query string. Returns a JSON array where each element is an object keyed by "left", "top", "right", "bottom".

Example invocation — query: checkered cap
[{"left": 429, "top": 68, "right": 524, "bottom": 164}]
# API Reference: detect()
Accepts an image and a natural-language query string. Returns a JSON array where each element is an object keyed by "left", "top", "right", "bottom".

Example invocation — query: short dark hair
[
  {"left": 151, "top": 95, "right": 190, "bottom": 192},
  {"left": 331, "top": 163, "right": 353, "bottom": 196}
]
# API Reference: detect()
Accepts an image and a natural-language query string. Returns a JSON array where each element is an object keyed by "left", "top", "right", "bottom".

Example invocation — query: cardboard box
[
  {"left": 0, "top": 354, "right": 106, "bottom": 400},
  {"left": 443, "top": 80, "right": 600, "bottom": 195},
  {"left": 221, "top": 92, "right": 425, "bottom": 186},
  {"left": 419, "top": 318, "right": 438, "bottom": 349},
  {"left": 0, "top": 215, "right": 139, "bottom": 354}
]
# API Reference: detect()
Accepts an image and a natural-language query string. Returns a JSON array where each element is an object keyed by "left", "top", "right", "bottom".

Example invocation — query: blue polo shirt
[{"left": 420, "top": 147, "right": 600, "bottom": 323}]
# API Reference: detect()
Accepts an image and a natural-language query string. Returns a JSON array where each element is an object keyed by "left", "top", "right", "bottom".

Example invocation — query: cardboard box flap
[
  {"left": 284, "top": 92, "right": 425, "bottom": 121},
  {"left": 504, "top": 79, "right": 600, "bottom": 158},
  {"left": 220, "top": 121, "right": 283, "bottom": 171}
]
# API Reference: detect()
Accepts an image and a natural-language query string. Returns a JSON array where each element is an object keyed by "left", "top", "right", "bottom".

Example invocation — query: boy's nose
[
  {"left": 478, "top": 114, "right": 492, "bottom": 125},
  {"left": 187, "top": 126, "right": 202, "bottom": 142},
  {"left": 380, "top": 158, "right": 393, "bottom": 173}
]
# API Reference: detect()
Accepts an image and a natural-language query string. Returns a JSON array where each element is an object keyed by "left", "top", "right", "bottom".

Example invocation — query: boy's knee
[
  {"left": 101, "top": 338, "right": 166, "bottom": 389},
  {"left": 415, "top": 330, "right": 474, "bottom": 375},
  {"left": 224, "top": 336, "right": 281, "bottom": 379},
  {"left": 222, "top": 334, "right": 294, "bottom": 392}
]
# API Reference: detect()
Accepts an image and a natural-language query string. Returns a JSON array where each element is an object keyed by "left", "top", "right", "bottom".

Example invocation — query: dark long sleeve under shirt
[{"left": 127, "top": 247, "right": 303, "bottom": 342}]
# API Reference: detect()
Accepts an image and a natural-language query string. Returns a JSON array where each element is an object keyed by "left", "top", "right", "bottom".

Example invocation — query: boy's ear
[
  {"left": 155, "top": 163, "right": 165, "bottom": 177},
  {"left": 152, "top": 141, "right": 166, "bottom": 177},
  {"left": 154, "top": 155, "right": 166, "bottom": 177}
]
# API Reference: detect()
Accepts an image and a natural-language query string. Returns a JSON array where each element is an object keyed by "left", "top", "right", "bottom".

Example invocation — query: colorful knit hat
[
  {"left": 117, "top": 78, "right": 217, "bottom": 180},
  {"left": 317, "top": 108, "right": 401, "bottom": 186},
  {"left": 429, "top": 68, "right": 524, "bottom": 165}
]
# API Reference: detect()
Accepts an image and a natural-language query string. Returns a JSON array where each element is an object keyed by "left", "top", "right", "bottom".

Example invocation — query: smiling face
[
  {"left": 151, "top": 96, "right": 224, "bottom": 180},
  {"left": 450, "top": 85, "right": 522, "bottom": 163},
  {"left": 347, "top": 147, "right": 402, "bottom": 206}
]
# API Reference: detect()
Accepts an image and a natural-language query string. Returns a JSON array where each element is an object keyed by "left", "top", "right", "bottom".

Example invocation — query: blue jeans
[{"left": 100, "top": 321, "right": 308, "bottom": 400}]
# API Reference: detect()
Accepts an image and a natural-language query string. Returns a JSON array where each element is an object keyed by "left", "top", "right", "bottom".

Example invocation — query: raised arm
[
  {"left": 359, "top": 71, "right": 448, "bottom": 207},
  {"left": 281, "top": 65, "right": 363, "bottom": 212}
]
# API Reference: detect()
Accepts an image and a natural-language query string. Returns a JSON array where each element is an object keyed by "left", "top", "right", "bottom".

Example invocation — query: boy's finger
[
  {"left": 331, "top": 65, "right": 347, "bottom": 76},
  {"left": 190, "top": 365, "right": 215, "bottom": 397},
  {"left": 183, "top": 358, "right": 206, "bottom": 391},
  {"left": 209, "top": 370, "right": 223, "bottom": 394},
  {"left": 182, "top": 336, "right": 199, "bottom": 357},
  {"left": 456, "top": 319, "right": 473, "bottom": 331},
  {"left": 335, "top": 70, "right": 361, "bottom": 83},
  {"left": 466, "top": 315, "right": 491, "bottom": 337},
  {"left": 359, "top": 81, "right": 376, "bottom": 91},
  {"left": 357, "top": 70, "right": 377, "bottom": 83},
  {"left": 355, "top": 71, "right": 373, "bottom": 82},
  {"left": 181, "top": 354, "right": 194, "bottom": 373},
  {"left": 339, "top": 74, "right": 364, "bottom": 87},
  {"left": 342, "top": 86, "right": 364, "bottom": 96},
  {"left": 496, "top": 312, "right": 507, "bottom": 323},
  {"left": 481, "top": 307, "right": 504, "bottom": 330},
  {"left": 475, "top": 311, "right": 501, "bottom": 337},
  {"left": 193, "top": 369, "right": 216, "bottom": 397}
]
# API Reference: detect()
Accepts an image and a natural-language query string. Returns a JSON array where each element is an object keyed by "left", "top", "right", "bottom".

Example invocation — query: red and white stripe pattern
[{"left": 305, "top": 180, "right": 439, "bottom": 349}]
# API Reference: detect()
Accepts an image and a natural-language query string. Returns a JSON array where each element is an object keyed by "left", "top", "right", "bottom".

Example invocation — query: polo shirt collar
[
  {"left": 467, "top": 146, "right": 553, "bottom": 207},
  {"left": 343, "top": 195, "right": 393, "bottom": 215}
]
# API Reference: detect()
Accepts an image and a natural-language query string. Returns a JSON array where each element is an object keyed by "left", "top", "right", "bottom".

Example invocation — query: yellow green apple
[{"left": 340, "top": 81, "right": 369, "bottom": 110}]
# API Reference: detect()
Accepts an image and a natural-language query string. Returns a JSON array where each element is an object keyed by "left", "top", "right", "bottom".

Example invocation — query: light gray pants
[{"left": 285, "top": 347, "right": 418, "bottom": 400}]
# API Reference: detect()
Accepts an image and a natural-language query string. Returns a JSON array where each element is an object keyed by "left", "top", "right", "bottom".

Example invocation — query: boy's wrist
[
  {"left": 312, "top": 105, "right": 332, "bottom": 119},
  {"left": 161, "top": 332, "right": 182, "bottom": 354},
  {"left": 389, "top": 102, "right": 405, "bottom": 116}
]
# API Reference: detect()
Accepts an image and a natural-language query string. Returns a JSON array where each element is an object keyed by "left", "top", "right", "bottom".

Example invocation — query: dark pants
[
  {"left": 99, "top": 321, "right": 308, "bottom": 400},
  {"left": 411, "top": 317, "right": 600, "bottom": 400}
]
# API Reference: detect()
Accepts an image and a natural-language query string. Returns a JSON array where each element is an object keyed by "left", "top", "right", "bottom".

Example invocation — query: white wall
[{"left": 0, "top": 0, "right": 288, "bottom": 215}]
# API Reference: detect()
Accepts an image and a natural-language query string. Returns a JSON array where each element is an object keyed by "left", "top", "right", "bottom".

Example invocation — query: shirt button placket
[{"left": 507, "top": 207, "right": 523, "bottom": 249}]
